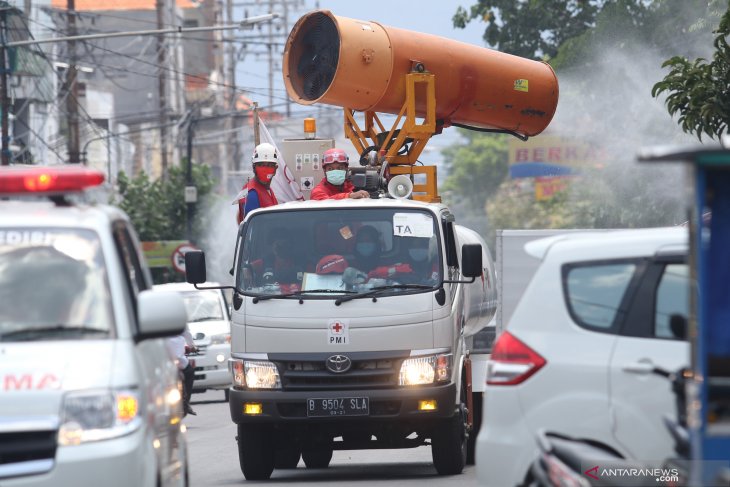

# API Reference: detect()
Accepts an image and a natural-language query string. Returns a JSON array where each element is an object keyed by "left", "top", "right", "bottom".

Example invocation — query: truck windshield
[
  {"left": 237, "top": 208, "right": 441, "bottom": 298},
  {"left": 0, "top": 228, "right": 114, "bottom": 341}
]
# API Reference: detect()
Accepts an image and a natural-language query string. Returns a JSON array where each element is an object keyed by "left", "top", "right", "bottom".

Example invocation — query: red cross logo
[{"left": 331, "top": 322, "right": 344, "bottom": 333}]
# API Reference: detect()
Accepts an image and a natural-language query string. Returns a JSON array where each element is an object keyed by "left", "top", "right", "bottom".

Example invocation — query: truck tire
[
  {"left": 237, "top": 424, "right": 275, "bottom": 480},
  {"left": 274, "top": 447, "right": 301, "bottom": 469},
  {"left": 301, "top": 448, "right": 333, "bottom": 468},
  {"left": 431, "top": 409, "right": 467, "bottom": 475},
  {"left": 466, "top": 391, "right": 483, "bottom": 465}
]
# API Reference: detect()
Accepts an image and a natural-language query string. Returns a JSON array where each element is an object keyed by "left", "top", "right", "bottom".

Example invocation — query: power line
[{"left": 5, "top": 14, "right": 279, "bottom": 47}]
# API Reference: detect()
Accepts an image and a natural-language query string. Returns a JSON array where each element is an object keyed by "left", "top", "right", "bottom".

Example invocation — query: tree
[
  {"left": 115, "top": 162, "right": 215, "bottom": 242},
  {"left": 441, "top": 131, "right": 508, "bottom": 209},
  {"left": 452, "top": 0, "right": 604, "bottom": 59},
  {"left": 652, "top": 5, "right": 730, "bottom": 140},
  {"left": 439, "top": 131, "right": 507, "bottom": 241}
]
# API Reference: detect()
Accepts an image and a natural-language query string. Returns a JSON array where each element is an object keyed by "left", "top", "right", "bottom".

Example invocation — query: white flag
[{"left": 260, "top": 118, "right": 304, "bottom": 203}]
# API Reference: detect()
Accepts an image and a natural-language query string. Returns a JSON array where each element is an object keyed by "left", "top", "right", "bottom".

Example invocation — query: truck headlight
[
  {"left": 210, "top": 333, "right": 231, "bottom": 345},
  {"left": 58, "top": 389, "right": 142, "bottom": 445},
  {"left": 399, "top": 354, "right": 452, "bottom": 386},
  {"left": 230, "top": 359, "right": 281, "bottom": 389}
]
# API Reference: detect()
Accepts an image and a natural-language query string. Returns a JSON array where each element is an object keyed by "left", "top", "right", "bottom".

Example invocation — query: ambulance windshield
[
  {"left": 0, "top": 228, "right": 114, "bottom": 341},
  {"left": 237, "top": 208, "right": 442, "bottom": 298}
]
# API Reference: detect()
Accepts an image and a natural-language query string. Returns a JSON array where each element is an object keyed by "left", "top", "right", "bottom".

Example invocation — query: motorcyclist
[
  {"left": 166, "top": 325, "right": 198, "bottom": 417},
  {"left": 236, "top": 143, "right": 280, "bottom": 224},
  {"left": 310, "top": 148, "right": 369, "bottom": 200}
]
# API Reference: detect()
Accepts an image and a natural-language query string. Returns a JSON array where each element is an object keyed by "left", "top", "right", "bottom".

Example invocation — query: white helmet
[{"left": 252, "top": 142, "right": 279, "bottom": 165}]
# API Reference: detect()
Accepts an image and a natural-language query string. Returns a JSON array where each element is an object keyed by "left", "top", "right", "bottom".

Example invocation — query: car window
[
  {"left": 113, "top": 223, "right": 149, "bottom": 318},
  {"left": 654, "top": 263, "right": 689, "bottom": 339},
  {"left": 565, "top": 263, "right": 637, "bottom": 329},
  {"left": 0, "top": 228, "right": 114, "bottom": 341},
  {"left": 181, "top": 290, "right": 225, "bottom": 322}
]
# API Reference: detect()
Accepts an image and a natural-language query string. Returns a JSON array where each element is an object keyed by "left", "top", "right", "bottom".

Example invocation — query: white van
[
  {"left": 0, "top": 166, "right": 190, "bottom": 487},
  {"left": 155, "top": 282, "right": 232, "bottom": 400},
  {"left": 476, "top": 228, "right": 689, "bottom": 486}
]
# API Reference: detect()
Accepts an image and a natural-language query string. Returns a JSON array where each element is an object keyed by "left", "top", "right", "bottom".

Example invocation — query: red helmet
[
  {"left": 322, "top": 148, "right": 349, "bottom": 168},
  {"left": 316, "top": 254, "right": 348, "bottom": 274}
]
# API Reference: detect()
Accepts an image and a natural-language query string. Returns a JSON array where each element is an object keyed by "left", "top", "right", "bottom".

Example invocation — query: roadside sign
[
  {"left": 171, "top": 243, "right": 200, "bottom": 274},
  {"left": 142, "top": 240, "right": 187, "bottom": 268}
]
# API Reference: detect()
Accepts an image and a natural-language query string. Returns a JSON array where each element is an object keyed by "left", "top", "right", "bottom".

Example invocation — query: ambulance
[{"left": 0, "top": 166, "right": 189, "bottom": 487}]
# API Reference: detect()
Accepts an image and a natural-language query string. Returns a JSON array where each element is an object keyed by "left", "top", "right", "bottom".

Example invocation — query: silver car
[{"left": 155, "top": 282, "right": 232, "bottom": 400}]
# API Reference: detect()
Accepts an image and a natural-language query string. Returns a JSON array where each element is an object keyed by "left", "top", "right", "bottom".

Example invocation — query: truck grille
[
  {"left": 270, "top": 351, "right": 409, "bottom": 391},
  {"left": 0, "top": 430, "right": 56, "bottom": 466}
]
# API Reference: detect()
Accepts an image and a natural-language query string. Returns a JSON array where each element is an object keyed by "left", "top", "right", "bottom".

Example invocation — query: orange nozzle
[{"left": 283, "top": 10, "right": 559, "bottom": 138}]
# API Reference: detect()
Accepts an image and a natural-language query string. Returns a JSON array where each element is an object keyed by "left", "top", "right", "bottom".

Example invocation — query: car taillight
[
  {"left": 0, "top": 166, "right": 104, "bottom": 194},
  {"left": 486, "top": 331, "right": 546, "bottom": 385}
]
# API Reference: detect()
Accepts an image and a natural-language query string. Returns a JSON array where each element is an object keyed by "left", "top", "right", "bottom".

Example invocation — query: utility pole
[
  {"left": 65, "top": 0, "right": 80, "bottom": 163},
  {"left": 282, "top": 0, "right": 290, "bottom": 117},
  {"left": 0, "top": 8, "right": 9, "bottom": 166},
  {"left": 156, "top": 0, "right": 168, "bottom": 178},
  {"left": 226, "top": 0, "right": 238, "bottom": 176},
  {"left": 267, "top": 0, "right": 273, "bottom": 110},
  {"left": 185, "top": 115, "right": 195, "bottom": 242}
]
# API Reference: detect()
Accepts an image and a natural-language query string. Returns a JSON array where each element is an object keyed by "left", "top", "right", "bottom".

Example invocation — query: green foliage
[
  {"left": 551, "top": 0, "right": 717, "bottom": 72},
  {"left": 485, "top": 164, "right": 685, "bottom": 248},
  {"left": 441, "top": 131, "right": 508, "bottom": 209},
  {"left": 452, "top": 0, "right": 603, "bottom": 59},
  {"left": 653, "top": 7, "right": 730, "bottom": 140},
  {"left": 115, "top": 162, "right": 215, "bottom": 242}
]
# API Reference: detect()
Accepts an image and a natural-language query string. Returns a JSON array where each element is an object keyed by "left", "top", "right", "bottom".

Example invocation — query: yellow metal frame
[{"left": 344, "top": 72, "right": 439, "bottom": 202}]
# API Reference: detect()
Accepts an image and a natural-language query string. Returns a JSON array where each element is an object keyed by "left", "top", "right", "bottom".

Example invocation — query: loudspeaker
[{"left": 387, "top": 175, "right": 413, "bottom": 199}]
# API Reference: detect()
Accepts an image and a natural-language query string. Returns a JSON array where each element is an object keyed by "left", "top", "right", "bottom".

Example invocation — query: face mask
[
  {"left": 326, "top": 169, "right": 347, "bottom": 186},
  {"left": 356, "top": 242, "right": 376, "bottom": 257},
  {"left": 255, "top": 166, "right": 276, "bottom": 183},
  {"left": 408, "top": 248, "right": 429, "bottom": 262}
]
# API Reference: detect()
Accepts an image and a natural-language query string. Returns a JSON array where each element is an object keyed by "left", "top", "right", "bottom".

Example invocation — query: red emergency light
[{"left": 0, "top": 166, "right": 105, "bottom": 194}]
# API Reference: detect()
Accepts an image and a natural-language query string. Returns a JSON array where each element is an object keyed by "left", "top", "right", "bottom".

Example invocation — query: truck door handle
[{"left": 622, "top": 361, "right": 654, "bottom": 374}]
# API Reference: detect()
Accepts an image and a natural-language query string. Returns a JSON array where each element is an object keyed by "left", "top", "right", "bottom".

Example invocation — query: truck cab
[{"left": 186, "top": 197, "right": 497, "bottom": 480}]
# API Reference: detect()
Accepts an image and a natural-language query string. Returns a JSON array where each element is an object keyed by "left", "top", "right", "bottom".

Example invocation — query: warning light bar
[{"left": 0, "top": 166, "right": 105, "bottom": 194}]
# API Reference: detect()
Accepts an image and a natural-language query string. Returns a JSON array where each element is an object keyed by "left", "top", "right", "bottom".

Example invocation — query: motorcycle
[{"left": 529, "top": 367, "right": 691, "bottom": 487}]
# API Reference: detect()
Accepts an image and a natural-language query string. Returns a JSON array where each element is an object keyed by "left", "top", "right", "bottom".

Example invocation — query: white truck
[{"left": 185, "top": 196, "right": 497, "bottom": 480}]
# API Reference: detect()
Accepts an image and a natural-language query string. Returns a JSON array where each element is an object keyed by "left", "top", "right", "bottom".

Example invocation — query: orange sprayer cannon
[{"left": 283, "top": 10, "right": 559, "bottom": 201}]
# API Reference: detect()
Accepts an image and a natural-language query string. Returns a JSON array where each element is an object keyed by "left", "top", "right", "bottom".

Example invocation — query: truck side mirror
[
  {"left": 461, "top": 244, "right": 483, "bottom": 279},
  {"left": 185, "top": 251, "right": 207, "bottom": 284}
]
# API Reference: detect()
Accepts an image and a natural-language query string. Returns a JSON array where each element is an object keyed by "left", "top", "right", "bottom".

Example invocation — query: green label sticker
[{"left": 514, "top": 79, "right": 529, "bottom": 92}]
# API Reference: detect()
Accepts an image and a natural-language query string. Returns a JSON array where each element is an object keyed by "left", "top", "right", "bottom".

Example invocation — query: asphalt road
[{"left": 185, "top": 390, "right": 478, "bottom": 486}]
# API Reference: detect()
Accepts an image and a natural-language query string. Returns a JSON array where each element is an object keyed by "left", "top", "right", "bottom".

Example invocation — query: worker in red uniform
[
  {"left": 310, "top": 148, "right": 370, "bottom": 200},
  {"left": 236, "top": 143, "right": 280, "bottom": 224}
]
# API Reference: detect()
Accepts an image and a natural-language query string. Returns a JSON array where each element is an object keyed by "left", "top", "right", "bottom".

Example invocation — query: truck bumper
[{"left": 229, "top": 383, "right": 456, "bottom": 425}]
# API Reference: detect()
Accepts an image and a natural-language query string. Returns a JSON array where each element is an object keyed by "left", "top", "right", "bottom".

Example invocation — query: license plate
[{"left": 306, "top": 397, "right": 369, "bottom": 417}]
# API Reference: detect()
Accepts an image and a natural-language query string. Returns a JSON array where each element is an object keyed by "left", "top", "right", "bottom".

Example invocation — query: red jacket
[
  {"left": 310, "top": 179, "right": 355, "bottom": 200},
  {"left": 237, "top": 179, "right": 278, "bottom": 224}
]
